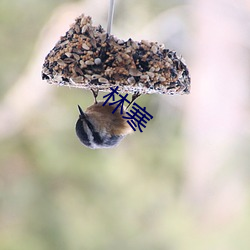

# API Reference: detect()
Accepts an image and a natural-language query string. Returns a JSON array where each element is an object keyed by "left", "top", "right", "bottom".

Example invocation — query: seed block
[{"left": 42, "top": 14, "right": 190, "bottom": 95}]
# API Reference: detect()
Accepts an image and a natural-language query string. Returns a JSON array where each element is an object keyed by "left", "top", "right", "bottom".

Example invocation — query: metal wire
[{"left": 107, "top": 0, "right": 115, "bottom": 34}]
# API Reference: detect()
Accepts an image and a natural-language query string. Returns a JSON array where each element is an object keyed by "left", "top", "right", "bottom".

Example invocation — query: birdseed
[{"left": 42, "top": 14, "right": 190, "bottom": 95}]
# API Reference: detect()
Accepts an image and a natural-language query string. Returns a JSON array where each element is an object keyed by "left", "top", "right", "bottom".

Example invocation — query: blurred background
[{"left": 1, "top": 0, "right": 250, "bottom": 249}]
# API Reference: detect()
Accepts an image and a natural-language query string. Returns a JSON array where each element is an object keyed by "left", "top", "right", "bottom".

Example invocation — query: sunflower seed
[
  {"left": 72, "top": 76, "right": 84, "bottom": 83},
  {"left": 59, "top": 40, "right": 69, "bottom": 47},
  {"left": 63, "top": 58, "right": 75, "bottom": 64},
  {"left": 72, "top": 53, "right": 80, "bottom": 60},
  {"left": 140, "top": 75, "right": 149, "bottom": 82},
  {"left": 82, "top": 43, "right": 90, "bottom": 50},
  {"left": 98, "top": 77, "right": 109, "bottom": 84},
  {"left": 141, "top": 40, "right": 150, "bottom": 47},
  {"left": 118, "top": 39, "right": 125, "bottom": 45},
  {"left": 147, "top": 72, "right": 154, "bottom": 78},
  {"left": 75, "top": 24, "right": 80, "bottom": 34},
  {"left": 85, "top": 60, "right": 94, "bottom": 65},
  {"left": 74, "top": 66, "right": 83, "bottom": 75},
  {"left": 129, "top": 68, "right": 142, "bottom": 77},
  {"left": 81, "top": 25, "right": 88, "bottom": 34},
  {"left": 151, "top": 45, "right": 158, "bottom": 54},
  {"left": 65, "top": 52, "right": 72, "bottom": 58},
  {"left": 92, "top": 74, "right": 101, "bottom": 79},
  {"left": 128, "top": 77, "right": 135, "bottom": 84},
  {"left": 57, "top": 59, "right": 67, "bottom": 66}
]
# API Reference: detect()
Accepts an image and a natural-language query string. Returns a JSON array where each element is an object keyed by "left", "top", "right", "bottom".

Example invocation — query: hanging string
[{"left": 107, "top": 0, "right": 115, "bottom": 34}]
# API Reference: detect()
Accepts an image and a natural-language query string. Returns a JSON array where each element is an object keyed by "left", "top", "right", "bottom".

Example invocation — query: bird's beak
[{"left": 77, "top": 105, "right": 86, "bottom": 119}]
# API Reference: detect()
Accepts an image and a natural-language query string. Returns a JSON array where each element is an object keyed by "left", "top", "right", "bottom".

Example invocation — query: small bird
[{"left": 75, "top": 91, "right": 133, "bottom": 149}]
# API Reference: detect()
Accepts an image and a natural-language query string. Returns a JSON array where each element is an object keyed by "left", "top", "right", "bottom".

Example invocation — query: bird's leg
[
  {"left": 91, "top": 89, "right": 99, "bottom": 104},
  {"left": 126, "top": 92, "right": 141, "bottom": 110}
]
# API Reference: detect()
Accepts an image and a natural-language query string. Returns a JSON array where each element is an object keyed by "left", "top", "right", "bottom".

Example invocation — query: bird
[{"left": 75, "top": 90, "right": 134, "bottom": 149}]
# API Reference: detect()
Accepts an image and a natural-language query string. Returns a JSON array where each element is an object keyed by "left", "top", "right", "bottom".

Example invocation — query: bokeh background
[{"left": 1, "top": 0, "right": 250, "bottom": 249}]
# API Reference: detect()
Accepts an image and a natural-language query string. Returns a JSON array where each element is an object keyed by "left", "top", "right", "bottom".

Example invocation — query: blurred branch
[
  {"left": 0, "top": 0, "right": 110, "bottom": 139},
  {"left": 184, "top": 0, "right": 250, "bottom": 225}
]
